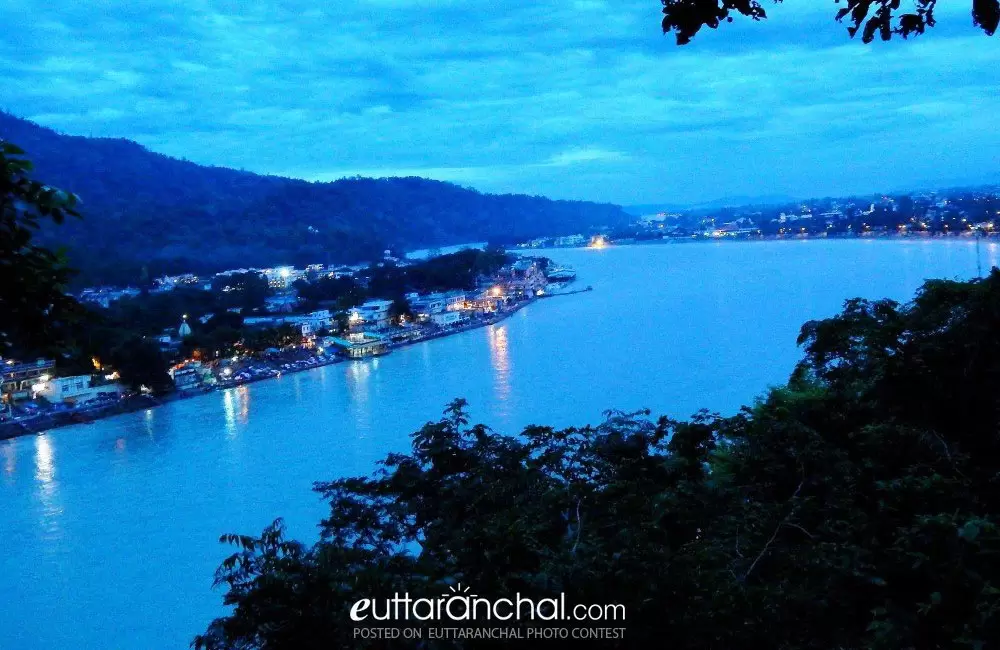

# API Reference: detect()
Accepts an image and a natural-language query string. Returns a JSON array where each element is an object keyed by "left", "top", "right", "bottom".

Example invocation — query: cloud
[
  {"left": 544, "top": 148, "right": 627, "bottom": 167},
  {"left": 1, "top": 0, "right": 998, "bottom": 205}
]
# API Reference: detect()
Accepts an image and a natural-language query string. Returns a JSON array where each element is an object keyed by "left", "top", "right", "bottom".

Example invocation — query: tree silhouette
[
  {"left": 0, "top": 141, "right": 85, "bottom": 357},
  {"left": 661, "top": 0, "right": 1000, "bottom": 44}
]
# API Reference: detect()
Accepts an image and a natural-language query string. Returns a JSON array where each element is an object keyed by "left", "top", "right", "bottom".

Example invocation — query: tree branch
[{"left": 743, "top": 478, "right": 805, "bottom": 582}]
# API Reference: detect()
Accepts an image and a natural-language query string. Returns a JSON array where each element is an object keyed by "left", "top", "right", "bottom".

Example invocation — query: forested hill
[{"left": 0, "top": 113, "right": 629, "bottom": 285}]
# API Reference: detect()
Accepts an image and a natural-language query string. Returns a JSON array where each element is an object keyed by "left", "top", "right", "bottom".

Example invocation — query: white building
[
  {"left": 33, "top": 375, "right": 122, "bottom": 405},
  {"left": 409, "top": 291, "right": 467, "bottom": 321},
  {"left": 285, "top": 310, "right": 333, "bottom": 336},
  {"left": 349, "top": 299, "right": 394, "bottom": 328},
  {"left": 553, "top": 234, "right": 587, "bottom": 247},
  {"left": 430, "top": 311, "right": 466, "bottom": 327}
]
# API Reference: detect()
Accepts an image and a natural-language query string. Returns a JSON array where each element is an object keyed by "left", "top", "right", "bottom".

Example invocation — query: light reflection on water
[
  {"left": 0, "top": 240, "right": 991, "bottom": 650},
  {"left": 33, "top": 434, "right": 62, "bottom": 540},
  {"left": 3, "top": 439, "right": 15, "bottom": 479},
  {"left": 488, "top": 324, "right": 511, "bottom": 407}
]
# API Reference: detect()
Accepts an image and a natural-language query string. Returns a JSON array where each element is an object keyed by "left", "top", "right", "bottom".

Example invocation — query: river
[{"left": 1, "top": 239, "right": 995, "bottom": 649}]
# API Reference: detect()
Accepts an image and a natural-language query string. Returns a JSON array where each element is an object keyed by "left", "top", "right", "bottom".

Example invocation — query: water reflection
[
  {"left": 2, "top": 441, "right": 14, "bottom": 478},
  {"left": 237, "top": 386, "right": 250, "bottom": 425},
  {"left": 143, "top": 408, "right": 155, "bottom": 438},
  {"left": 345, "top": 361, "right": 372, "bottom": 436},
  {"left": 35, "top": 435, "right": 55, "bottom": 485},
  {"left": 986, "top": 242, "right": 1000, "bottom": 272},
  {"left": 2, "top": 241, "right": 994, "bottom": 650},
  {"left": 223, "top": 390, "right": 237, "bottom": 437},
  {"left": 34, "top": 434, "right": 62, "bottom": 537},
  {"left": 488, "top": 325, "right": 511, "bottom": 404},
  {"left": 222, "top": 387, "right": 252, "bottom": 436}
]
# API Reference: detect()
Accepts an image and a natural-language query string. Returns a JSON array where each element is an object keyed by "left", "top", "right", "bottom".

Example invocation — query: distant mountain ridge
[
  {"left": 0, "top": 113, "right": 630, "bottom": 285},
  {"left": 627, "top": 194, "right": 802, "bottom": 215}
]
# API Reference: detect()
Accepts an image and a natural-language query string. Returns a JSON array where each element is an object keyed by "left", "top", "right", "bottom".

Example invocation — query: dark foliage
[
  {"left": 362, "top": 247, "right": 513, "bottom": 299},
  {"left": 108, "top": 337, "right": 173, "bottom": 393},
  {"left": 212, "top": 273, "right": 271, "bottom": 312},
  {"left": 0, "top": 140, "right": 86, "bottom": 358},
  {"left": 0, "top": 114, "right": 630, "bottom": 287},
  {"left": 196, "top": 272, "right": 1000, "bottom": 649},
  {"left": 661, "top": 0, "right": 1000, "bottom": 44}
]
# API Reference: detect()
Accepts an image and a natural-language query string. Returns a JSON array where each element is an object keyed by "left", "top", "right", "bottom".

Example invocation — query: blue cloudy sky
[{"left": 1, "top": 1, "right": 998, "bottom": 205}]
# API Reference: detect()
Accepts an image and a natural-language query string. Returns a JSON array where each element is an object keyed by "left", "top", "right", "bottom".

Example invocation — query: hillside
[{"left": 0, "top": 113, "right": 629, "bottom": 285}]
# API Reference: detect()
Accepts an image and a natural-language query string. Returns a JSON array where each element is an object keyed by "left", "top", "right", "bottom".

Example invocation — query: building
[
  {"left": 327, "top": 332, "right": 389, "bottom": 359},
  {"left": 349, "top": 299, "right": 394, "bottom": 329},
  {"left": 553, "top": 234, "right": 587, "bottom": 247},
  {"left": 284, "top": 310, "right": 333, "bottom": 336},
  {"left": 243, "top": 315, "right": 284, "bottom": 328},
  {"left": 1, "top": 358, "right": 56, "bottom": 403},
  {"left": 265, "top": 293, "right": 299, "bottom": 312},
  {"left": 408, "top": 291, "right": 467, "bottom": 322},
  {"left": 263, "top": 267, "right": 302, "bottom": 290},
  {"left": 170, "top": 361, "right": 216, "bottom": 394},
  {"left": 78, "top": 286, "right": 142, "bottom": 308},
  {"left": 430, "top": 310, "right": 466, "bottom": 327},
  {"left": 506, "top": 259, "right": 547, "bottom": 296},
  {"left": 244, "top": 310, "right": 331, "bottom": 334},
  {"left": 33, "top": 375, "right": 122, "bottom": 405},
  {"left": 469, "top": 286, "right": 508, "bottom": 313}
]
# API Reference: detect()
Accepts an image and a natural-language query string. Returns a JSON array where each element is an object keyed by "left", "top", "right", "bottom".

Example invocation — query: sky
[{"left": 1, "top": 0, "right": 999, "bottom": 206}]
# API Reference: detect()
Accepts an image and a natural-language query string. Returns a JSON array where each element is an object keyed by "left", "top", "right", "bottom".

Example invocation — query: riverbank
[
  {"left": 523, "top": 230, "right": 997, "bottom": 253},
  {"left": 0, "top": 291, "right": 569, "bottom": 441}
]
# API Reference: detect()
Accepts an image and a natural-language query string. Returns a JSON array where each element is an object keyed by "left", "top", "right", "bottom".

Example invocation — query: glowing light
[
  {"left": 588, "top": 235, "right": 608, "bottom": 249},
  {"left": 279, "top": 267, "right": 292, "bottom": 279},
  {"left": 222, "top": 367, "right": 232, "bottom": 377},
  {"left": 490, "top": 286, "right": 503, "bottom": 298}
]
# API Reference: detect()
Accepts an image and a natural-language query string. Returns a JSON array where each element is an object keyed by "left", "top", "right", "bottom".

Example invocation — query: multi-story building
[
  {"left": 349, "top": 299, "right": 395, "bottom": 329},
  {"left": 506, "top": 259, "right": 547, "bottom": 296},
  {"left": 1, "top": 358, "right": 56, "bottom": 403},
  {"left": 32, "top": 375, "right": 122, "bottom": 405},
  {"left": 169, "top": 361, "right": 216, "bottom": 394},
  {"left": 408, "top": 291, "right": 467, "bottom": 322}
]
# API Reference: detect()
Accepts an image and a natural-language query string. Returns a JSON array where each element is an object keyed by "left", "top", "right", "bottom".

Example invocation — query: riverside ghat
[{"left": 0, "top": 250, "right": 581, "bottom": 440}]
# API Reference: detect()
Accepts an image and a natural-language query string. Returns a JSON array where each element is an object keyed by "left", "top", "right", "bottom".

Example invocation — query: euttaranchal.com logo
[{"left": 350, "top": 583, "right": 626, "bottom": 641}]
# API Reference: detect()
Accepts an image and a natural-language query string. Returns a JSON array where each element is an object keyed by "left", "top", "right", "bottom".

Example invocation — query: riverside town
[
  {"left": 7, "top": 2, "right": 1000, "bottom": 647},
  {"left": 6, "top": 181, "right": 1000, "bottom": 439},
  {"left": 0, "top": 243, "right": 590, "bottom": 439}
]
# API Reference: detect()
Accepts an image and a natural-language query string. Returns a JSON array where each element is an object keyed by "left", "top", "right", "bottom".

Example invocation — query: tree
[
  {"left": 212, "top": 272, "right": 271, "bottom": 311},
  {"left": 388, "top": 295, "right": 412, "bottom": 324},
  {"left": 2, "top": 113, "right": 632, "bottom": 286},
  {"left": 660, "top": 0, "right": 1000, "bottom": 45},
  {"left": 109, "top": 337, "right": 173, "bottom": 393},
  {"left": 0, "top": 141, "right": 86, "bottom": 357},
  {"left": 196, "top": 273, "right": 1000, "bottom": 649}
]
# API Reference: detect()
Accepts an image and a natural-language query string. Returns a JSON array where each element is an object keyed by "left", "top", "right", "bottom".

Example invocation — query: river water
[{"left": 1, "top": 239, "right": 994, "bottom": 649}]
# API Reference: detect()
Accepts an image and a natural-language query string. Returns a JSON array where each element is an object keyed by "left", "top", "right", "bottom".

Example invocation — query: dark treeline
[
  {"left": 0, "top": 113, "right": 629, "bottom": 287},
  {"left": 197, "top": 272, "right": 1000, "bottom": 649}
]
